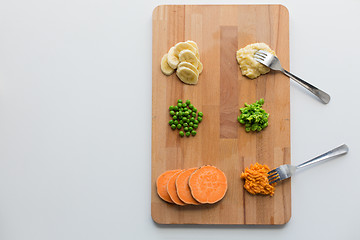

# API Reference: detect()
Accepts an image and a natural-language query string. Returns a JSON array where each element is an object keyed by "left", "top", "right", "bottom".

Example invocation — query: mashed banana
[{"left": 236, "top": 43, "right": 276, "bottom": 79}]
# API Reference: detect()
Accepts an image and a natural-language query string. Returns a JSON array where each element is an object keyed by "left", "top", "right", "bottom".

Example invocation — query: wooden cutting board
[{"left": 151, "top": 4, "right": 290, "bottom": 225}]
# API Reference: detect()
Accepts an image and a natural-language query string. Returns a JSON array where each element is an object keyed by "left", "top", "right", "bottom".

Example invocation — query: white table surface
[{"left": 0, "top": 0, "right": 359, "bottom": 239}]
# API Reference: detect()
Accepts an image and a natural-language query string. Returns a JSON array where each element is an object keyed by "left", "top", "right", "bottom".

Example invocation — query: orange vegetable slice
[
  {"left": 156, "top": 169, "right": 181, "bottom": 203},
  {"left": 176, "top": 168, "right": 200, "bottom": 205},
  {"left": 167, "top": 170, "right": 186, "bottom": 206},
  {"left": 189, "top": 165, "right": 227, "bottom": 204}
]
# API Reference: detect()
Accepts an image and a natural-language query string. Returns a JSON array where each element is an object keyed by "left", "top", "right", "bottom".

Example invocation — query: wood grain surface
[{"left": 152, "top": 4, "right": 290, "bottom": 225}]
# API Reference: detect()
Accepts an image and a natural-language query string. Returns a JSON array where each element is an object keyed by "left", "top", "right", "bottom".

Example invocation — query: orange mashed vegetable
[{"left": 240, "top": 163, "right": 276, "bottom": 196}]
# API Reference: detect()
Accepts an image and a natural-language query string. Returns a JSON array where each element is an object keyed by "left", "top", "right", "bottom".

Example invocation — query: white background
[{"left": 0, "top": 0, "right": 359, "bottom": 239}]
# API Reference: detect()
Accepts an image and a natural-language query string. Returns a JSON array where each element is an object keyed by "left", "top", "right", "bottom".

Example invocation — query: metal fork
[
  {"left": 268, "top": 144, "right": 349, "bottom": 185},
  {"left": 254, "top": 50, "right": 331, "bottom": 104}
]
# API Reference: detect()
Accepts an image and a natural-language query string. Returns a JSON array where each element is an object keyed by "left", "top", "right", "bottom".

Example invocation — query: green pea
[
  {"left": 169, "top": 101, "right": 203, "bottom": 136},
  {"left": 237, "top": 99, "right": 268, "bottom": 132}
]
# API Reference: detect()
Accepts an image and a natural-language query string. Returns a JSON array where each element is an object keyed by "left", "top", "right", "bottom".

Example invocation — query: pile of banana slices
[{"left": 161, "top": 40, "right": 203, "bottom": 85}]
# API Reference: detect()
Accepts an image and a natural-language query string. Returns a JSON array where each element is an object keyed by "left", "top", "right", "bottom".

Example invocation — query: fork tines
[
  {"left": 267, "top": 168, "right": 280, "bottom": 185},
  {"left": 254, "top": 50, "right": 268, "bottom": 61},
  {"left": 255, "top": 50, "right": 269, "bottom": 57}
]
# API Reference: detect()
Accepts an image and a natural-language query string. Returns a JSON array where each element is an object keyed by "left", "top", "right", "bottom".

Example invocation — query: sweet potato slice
[
  {"left": 176, "top": 167, "right": 200, "bottom": 205},
  {"left": 156, "top": 169, "right": 181, "bottom": 203},
  {"left": 189, "top": 165, "right": 227, "bottom": 204},
  {"left": 167, "top": 170, "right": 186, "bottom": 206}
]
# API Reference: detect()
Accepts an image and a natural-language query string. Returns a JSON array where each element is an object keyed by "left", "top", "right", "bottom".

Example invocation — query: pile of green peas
[
  {"left": 237, "top": 98, "right": 269, "bottom": 132},
  {"left": 169, "top": 99, "right": 203, "bottom": 137}
]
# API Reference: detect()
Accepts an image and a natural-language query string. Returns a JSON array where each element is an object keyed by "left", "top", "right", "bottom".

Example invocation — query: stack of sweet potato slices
[{"left": 156, "top": 165, "right": 227, "bottom": 205}]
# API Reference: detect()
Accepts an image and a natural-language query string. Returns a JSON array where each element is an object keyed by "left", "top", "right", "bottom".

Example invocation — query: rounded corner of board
[
  {"left": 280, "top": 214, "right": 292, "bottom": 225},
  {"left": 151, "top": 213, "right": 165, "bottom": 225},
  {"left": 152, "top": 5, "right": 164, "bottom": 18},
  {"left": 278, "top": 4, "right": 290, "bottom": 17}
]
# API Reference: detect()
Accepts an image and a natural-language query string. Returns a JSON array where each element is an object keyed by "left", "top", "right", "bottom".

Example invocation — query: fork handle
[
  {"left": 282, "top": 69, "right": 331, "bottom": 104},
  {"left": 296, "top": 144, "right": 349, "bottom": 169}
]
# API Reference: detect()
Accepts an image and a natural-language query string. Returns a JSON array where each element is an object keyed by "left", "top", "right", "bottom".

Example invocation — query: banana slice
[
  {"left": 195, "top": 51, "right": 200, "bottom": 60},
  {"left": 186, "top": 40, "right": 199, "bottom": 51},
  {"left": 197, "top": 61, "right": 203, "bottom": 74},
  {"left": 160, "top": 54, "right": 174, "bottom": 76},
  {"left": 179, "top": 50, "right": 199, "bottom": 68},
  {"left": 178, "top": 62, "right": 199, "bottom": 77},
  {"left": 186, "top": 40, "right": 200, "bottom": 59},
  {"left": 176, "top": 67, "right": 198, "bottom": 85},
  {"left": 167, "top": 47, "right": 179, "bottom": 69},
  {"left": 174, "top": 42, "right": 197, "bottom": 56}
]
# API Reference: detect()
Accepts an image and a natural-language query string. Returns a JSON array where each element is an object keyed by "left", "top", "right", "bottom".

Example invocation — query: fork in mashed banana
[{"left": 236, "top": 43, "right": 276, "bottom": 79}]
